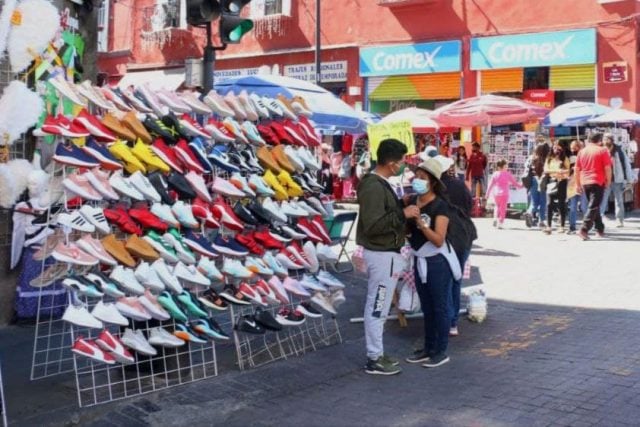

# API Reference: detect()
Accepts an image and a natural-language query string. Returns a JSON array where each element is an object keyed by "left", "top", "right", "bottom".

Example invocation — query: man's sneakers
[{"left": 364, "top": 356, "right": 402, "bottom": 376}]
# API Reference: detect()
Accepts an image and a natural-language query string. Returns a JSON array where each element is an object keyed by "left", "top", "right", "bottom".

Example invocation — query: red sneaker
[
  {"left": 310, "top": 215, "right": 332, "bottom": 244},
  {"left": 257, "top": 124, "right": 279, "bottom": 146},
  {"left": 269, "top": 121, "right": 295, "bottom": 145},
  {"left": 238, "top": 282, "right": 264, "bottom": 305},
  {"left": 74, "top": 109, "right": 117, "bottom": 142},
  {"left": 282, "top": 119, "right": 309, "bottom": 147},
  {"left": 150, "top": 137, "right": 184, "bottom": 173},
  {"left": 297, "top": 116, "right": 321, "bottom": 147},
  {"left": 72, "top": 336, "right": 116, "bottom": 364},
  {"left": 286, "top": 241, "right": 312, "bottom": 269},
  {"left": 236, "top": 233, "right": 265, "bottom": 256},
  {"left": 192, "top": 197, "right": 220, "bottom": 228},
  {"left": 129, "top": 206, "right": 169, "bottom": 232},
  {"left": 174, "top": 138, "right": 205, "bottom": 174},
  {"left": 104, "top": 207, "right": 142, "bottom": 235},
  {"left": 180, "top": 114, "right": 211, "bottom": 138},
  {"left": 253, "top": 230, "right": 285, "bottom": 250},
  {"left": 211, "top": 199, "right": 244, "bottom": 231},
  {"left": 296, "top": 218, "right": 324, "bottom": 243}
]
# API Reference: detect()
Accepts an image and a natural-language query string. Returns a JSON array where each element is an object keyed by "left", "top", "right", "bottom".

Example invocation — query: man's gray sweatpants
[{"left": 363, "top": 248, "right": 405, "bottom": 360}]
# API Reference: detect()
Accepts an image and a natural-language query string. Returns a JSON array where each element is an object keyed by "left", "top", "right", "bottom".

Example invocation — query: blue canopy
[{"left": 214, "top": 74, "right": 367, "bottom": 134}]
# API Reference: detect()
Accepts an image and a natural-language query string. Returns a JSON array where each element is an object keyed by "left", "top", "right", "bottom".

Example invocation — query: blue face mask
[{"left": 412, "top": 178, "right": 429, "bottom": 195}]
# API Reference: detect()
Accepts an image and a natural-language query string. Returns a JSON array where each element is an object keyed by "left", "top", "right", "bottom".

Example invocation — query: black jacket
[{"left": 442, "top": 174, "right": 473, "bottom": 215}]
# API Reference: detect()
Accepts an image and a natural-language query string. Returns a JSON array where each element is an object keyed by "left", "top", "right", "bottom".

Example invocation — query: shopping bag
[
  {"left": 397, "top": 279, "right": 420, "bottom": 313},
  {"left": 352, "top": 245, "right": 367, "bottom": 273}
]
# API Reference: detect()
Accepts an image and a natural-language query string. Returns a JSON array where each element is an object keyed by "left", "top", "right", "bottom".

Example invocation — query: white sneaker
[
  {"left": 316, "top": 243, "right": 339, "bottom": 263},
  {"left": 306, "top": 196, "right": 328, "bottom": 217},
  {"left": 311, "top": 292, "right": 337, "bottom": 315},
  {"left": 262, "top": 197, "right": 287, "bottom": 223},
  {"left": 249, "top": 93, "right": 270, "bottom": 118},
  {"left": 303, "top": 241, "right": 320, "bottom": 273},
  {"left": 116, "top": 297, "right": 152, "bottom": 321},
  {"left": 148, "top": 327, "right": 185, "bottom": 347},
  {"left": 267, "top": 276, "right": 290, "bottom": 304},
  {"left": 317, "top": 269, "right": 345, "bottom": 289},
  {"left": 138, "top": 291, "right": 170, "bottom": 321},
  {"left": 280, "top": 225, "right": 307, "bottom": 240},
  {"left": 297, "top": 200, "right": 322, "bottom": 216},
  {"left": 330, "top": 289, "right": 346, "bottom": 308},
  {"left": 152, "top": 259, "right": 183, "bottom": 294},
  {"left": 230, "top": 173, "right": 256, "bottom": 197},
  {"left": 262, "top": 96, "right": 284, "bottom": 117},
  {"left": 276, "top": 252, "right": 304, "bottom": 270},
  {"left": 203, "top": 90, "right": 234, "bottom": 117},
  {"left": 299, "top": 274, "right": 327, "bottom": 292},
  {"left": 63, "top": 303, "right": 103, "bottom": 329},
  {"left": 174, "top": 261, "right": 211, "bottom": 286},
  {"left": 185, "top": 171, "right": 212, "bottom": 203},
  {"left": 91, "top": 301, "right": 129, "bottom": 326},
  {"left": 150, "top": 203, "right": 180, "bottom": 228},
  {"left": 211, "top": 176, "right": 246, "bottom": 198},
  {"left": 134, "top": 262, "right": 166, "bottom": 292},
  {"left": 288, "top": 201, "right": 311, "bottom": 217},
  {"left": 297, "top": 148, "right": 321, "bottom": 171},
  {"left": 284, "top": 145, "right": 305, "bottom": 172},
  {"left": 84, "top": 169, "right": 119, "bottom": 200},
  {"left": 110, "top": 266, "right": 146, "bottom": 295},
  {"left": 197, "top": 257, "right": 224, "bottom": 282},
  {"left": 282, "top": 277, "right": 310, "bottom": 297},
  {"left": 78, "top": 205, "right": 110, "bottom": 234},
  {"left": 172, "top": 200, "right": 199, "bottom": 229},
  {"left": 245, "top": 256, "right": 274, "bottom": 276},
  {"left": 121, "top": 328, "right": 157, "bottom": 356},
  {"left": 56, "top": 210, "right": 95, "bottom": 233},
  {"left": 109, "top": 171, "right": 145, "bottom": 200},
  {"left": 129, "top": 171, "right": 161, "bottom": 203},
  {"left": 222, "top": 258, "right": 253, "bottom": 279}
]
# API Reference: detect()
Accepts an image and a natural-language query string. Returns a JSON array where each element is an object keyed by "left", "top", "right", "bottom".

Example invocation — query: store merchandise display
[{"left": 28, "top": 77, "right": 346, "bottom": 406}]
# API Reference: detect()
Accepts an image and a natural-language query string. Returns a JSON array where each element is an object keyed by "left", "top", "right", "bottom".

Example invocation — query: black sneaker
[
  {"left": 405, "top": 350, "right": 433, "bottom": 364},
  {"left": 167, "top": 171, "right": 197, "bottom": 200},
  {"left": 275, "top": 308, "right": 305, "bottom": 326},
  {"left": 197, "top": 289, "right": 229, "bottom": 311},
  {"left": 524, "top": 213, "right": 532, "bottom": 228},
  {"left": 162, "top": 113, "right": 189, "bottom": 139},
  {"left": 219, "top": 285, "right": 252, "bottom": 305},
  {"left": 147, "top": 171, "right": 174, "bottom": 205},
  {"left": 144, "top": 116, "right": 177, "bottom": 145},
  {"left": 246, "top": 200, "right": 272, "bottom": 225},
  {"left": 233, "top": 202, "right": 259, "bottom": 226},
  {"left": 296, "top": 301, "right": 323, "bottom": 318},
  {"left": 254, "top": 307, "right": 282, "bottom": 331},
  {"left": 422, "top": 353, "right": 450, "bottom": 368},
  {"left": 235, "top": 315, "right": 265, "bottom": 334},
  {"left": 364, "top": 357, "right": 401, "bottom": 376},
  {"left": 227, "top": 152, "right": 253, "bottom": 173}
]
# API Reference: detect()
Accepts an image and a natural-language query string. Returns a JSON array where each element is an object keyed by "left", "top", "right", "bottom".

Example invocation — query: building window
[
  {"left": 265, "top": 0, "right": 283, "bottom": 15},
  {"left": 97, "top": 0, "right": 109, "bottom": 52},
  {"left": 143, "top": 0, "right": 184, "bottom": 32},
  {"left": 250, "top": 0, "right": 291, "bottom": 18}
]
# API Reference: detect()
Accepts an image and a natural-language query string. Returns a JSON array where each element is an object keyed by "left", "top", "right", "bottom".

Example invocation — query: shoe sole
[
  {"left": 219, "top": 293, "right": 252, "bottom": 305},
  {"left": 62, "top": 180, "right": 102, "bottom": 201},
  {"left": 296, "top": 306, "right": 323, "bottom": 318},
  {"left": 72, "top": 347, "right": 116, "bottom": 364},
  {"left": 422, "top": 357, "right": 450, "bottom": 368},
  {"left": 364, "top": 368, "right": 401, "bottom": 375},
  {"left": 52, "top": 251, "right": 98, "bottom": 266},
  {"left": 198, "top": 297, "right": 228, "bottom": 311}
]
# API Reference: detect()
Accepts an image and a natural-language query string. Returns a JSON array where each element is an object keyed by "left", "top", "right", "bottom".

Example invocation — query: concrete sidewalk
[{"left": 1, "top": 212, "right": 639, "bottom": 426}]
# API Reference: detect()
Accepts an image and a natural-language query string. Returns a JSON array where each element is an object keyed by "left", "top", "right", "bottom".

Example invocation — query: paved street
[{"left": 2, "top": 212, "right": 640, "bottom": 426}]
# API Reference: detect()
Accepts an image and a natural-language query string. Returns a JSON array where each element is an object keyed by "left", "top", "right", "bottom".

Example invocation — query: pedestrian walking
[
  {"left": 524, "top": 143, "right": 550, "bottom": 228},
  {"left": 466, "top": 142, "right": 487, "bottom": 197},
  {"left": 356, "top": 138, "right": 417, "bottom": 376},
  {"left": 575, "top": 133, "right": 612, "bottom": 240},
  {"left": 405, "top": 157, "right": 461, "bottom": 369},
  {"left": 454, "top": 146, "right": 468, "bottom": 182},
  {"left": 486, "top": 159, "right": 523, "bottom": 229},
  {"left": 567, "top": 140, "right": 588, "bottom": 234},
  {"left": 543, "top": 142, "right": 570, "bottom": 234},
  {"left": 599, "top": 134, "right": 635, "bottom": 227}
]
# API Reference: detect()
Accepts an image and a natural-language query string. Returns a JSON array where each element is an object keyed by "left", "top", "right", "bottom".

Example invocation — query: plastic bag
[
  {"left": 467, "top": 289, "right": 487, "bottom": 323},
  {"left": 397, "top": 279, "right": 420, "bottom": 313}
]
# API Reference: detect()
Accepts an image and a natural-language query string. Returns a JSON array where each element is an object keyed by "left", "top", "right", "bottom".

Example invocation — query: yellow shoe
[
  {"left": 131, "top": 138, "right": 170, "bottom": 173},
  {"left": 278, "top": 170, "right": 304, "bottom": 198},
  {"left": 263, "top": 169, "right": 288, "bottom": 201},
  {"left": 108, "top": 140, "right": 147, "bottom": 174}
]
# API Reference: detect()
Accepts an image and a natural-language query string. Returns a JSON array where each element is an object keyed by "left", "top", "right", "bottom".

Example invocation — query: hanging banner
[
  {"left": 602, "top": 61, "right": 628, "bottom": 83},
  {"left": 367, "top": 121, "right": 415, "bottom": 161},
  {"left": 523, "top": 89, "right": 555, "bottom": 109}
]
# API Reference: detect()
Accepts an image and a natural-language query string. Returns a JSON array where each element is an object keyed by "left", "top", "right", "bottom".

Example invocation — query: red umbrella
[{"left": 432, "top": 94, "right": 550, "bottom": 127}]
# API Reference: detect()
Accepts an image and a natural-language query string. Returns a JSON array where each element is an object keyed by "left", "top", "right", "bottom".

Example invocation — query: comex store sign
[
  {"left": 471, "top": 28, "right": 596, "bottom": 70},
  {"left": 360, "top": 40, "right": 461, "bottom": 77}
]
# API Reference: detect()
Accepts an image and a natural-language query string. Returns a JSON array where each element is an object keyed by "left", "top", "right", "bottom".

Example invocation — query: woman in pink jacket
[{"left": 486, "top": 159, "right": 523, "bottom": 229}]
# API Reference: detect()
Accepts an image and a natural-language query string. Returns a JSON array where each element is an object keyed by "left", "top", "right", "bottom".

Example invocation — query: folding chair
[{"left": 326, "top": 211, "right": 358, "bottom": 273}]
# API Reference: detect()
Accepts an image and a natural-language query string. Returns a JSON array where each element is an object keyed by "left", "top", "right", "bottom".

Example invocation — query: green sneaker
[
  {"left": 164, "top": 228, "right": 196, "bottom": 264},
  {"left": 144, "top": 230, "right": 179, "bottom": 263},
  {"left": 177, "top": 290, "right": 208, "bottom": 318},
  {"left": 364, "top": 357, "right": 402, "bottom": 376},
  {"left": 157, "top": 291, "right": 188, "bottom": 322},
  {"left": 380, "top": 354, "right": 400, "bottom": 367}
]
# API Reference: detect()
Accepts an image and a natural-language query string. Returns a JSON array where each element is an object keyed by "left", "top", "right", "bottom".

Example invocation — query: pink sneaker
[
  {"left": 76, "top": 234, "right": 117, "bottom": 266},
  {"left": 62, "top": 172, "right": 102, "bottom": 201},
  {"left": 282, "top": 277, "right": 310, "bottom": 297},
  {"left": 115, "top": 297, "right": 152, "bottom": 321},
  {"left": 52, "top": 242, "right": 99, "bottom": 266},
  {"left": 211, "top": 177, "right": 245, "bottom": 198},
  {"left": 138, "top": 290, "right": 170, "bottom": 321},
  {"left": 268, "top": 276, "right": 290, "bottom": 304},
  {"left": 185, "top": 171, "right": 212, "bottom": 203},
  {"left": 84, "top": 169, "right": 119, "bottom": 200}
]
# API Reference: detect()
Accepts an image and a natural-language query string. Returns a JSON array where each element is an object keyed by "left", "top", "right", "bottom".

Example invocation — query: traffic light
[
  {"left": 186, "top": 0, "right": 221, "bottom": 26},
  {"left": 219, "top": 0, "right": 254, "bottom": 44}
]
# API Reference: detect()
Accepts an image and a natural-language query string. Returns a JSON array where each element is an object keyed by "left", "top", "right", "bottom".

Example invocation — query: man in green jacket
[{"left": 357, "top": 138, "right": 418, "bottom": 375}]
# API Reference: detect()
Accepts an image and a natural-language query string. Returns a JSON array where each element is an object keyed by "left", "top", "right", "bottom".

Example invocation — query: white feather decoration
[
  {"left": 0, "top": 0, "right": 17, "bottom": 59},
  {"left": 0, "top": 159, "right": 33, "bottom": 208},
  {"left": 0, "top": 81, "right": 44, "bottom": 146},
  {"left": 0, "top": 163, "right": 16, "bottom": 208},
  {"left": 8, "top": 0, "right": 59, "bottom": 73}
]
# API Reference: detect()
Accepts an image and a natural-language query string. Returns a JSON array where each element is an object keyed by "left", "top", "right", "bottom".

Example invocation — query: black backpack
[{"left": 445, "top": 201, "right": 478, "bottom": 260}]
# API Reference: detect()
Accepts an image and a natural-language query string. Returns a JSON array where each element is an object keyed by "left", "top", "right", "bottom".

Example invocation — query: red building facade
[{"left": 98, "top": 0, "right": 640, "bottom": 113}]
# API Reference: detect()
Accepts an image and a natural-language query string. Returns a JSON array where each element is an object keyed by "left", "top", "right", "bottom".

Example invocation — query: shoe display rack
[{"left": 25, "top": 80, "right": 348, "bottom": 408}]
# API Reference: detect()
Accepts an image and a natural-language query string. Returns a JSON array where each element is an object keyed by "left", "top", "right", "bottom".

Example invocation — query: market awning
[{"left": 117, "top": 68, "right": 185, "bottom": 91}]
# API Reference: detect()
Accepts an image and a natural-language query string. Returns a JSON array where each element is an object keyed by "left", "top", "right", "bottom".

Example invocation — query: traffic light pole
[
  {"left": 202, "top": 21, "right": 227, "bottom": 94},
  {"left": 315, "top": 0, "right": 321, "bottom": 85}
]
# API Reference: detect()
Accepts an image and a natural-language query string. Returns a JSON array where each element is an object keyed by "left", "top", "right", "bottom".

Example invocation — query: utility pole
[{"left": 315, "top": 0, "right": 321, "bottom": 85}]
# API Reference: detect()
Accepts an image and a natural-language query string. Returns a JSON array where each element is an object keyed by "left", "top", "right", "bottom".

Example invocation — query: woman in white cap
[{"left": 404, "top": 157, "right": 461, "bottom": 368}]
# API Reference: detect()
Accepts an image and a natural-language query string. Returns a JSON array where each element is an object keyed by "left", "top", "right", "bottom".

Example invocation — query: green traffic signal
[{"left": 227, "top": 19, "right": 254, "bottom": 42}]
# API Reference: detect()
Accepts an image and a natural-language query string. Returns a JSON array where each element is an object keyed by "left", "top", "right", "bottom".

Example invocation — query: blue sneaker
[
  {"left": 176, "top": 290, "right": 209, "bottom": 318},
  {"left": 182, "top": 229, "right": 218, "bottom": 258},
  {"left": 62, "top": 276, "right": 104, "bottom": 298},
  {"left": 85, "top": 271, "right": 126, "bottom": 298},
  {"left": 188, "top": 137, "right": 213, "bottom": 172},
  {"left": 81, "top": 138, "right": 122, "bottom": 170},
  {"left": 212, "top": 234, "right": 249, "bottom": 257},
  {"left": 208, "top": 145, "right": 240, "bottom": 173},
  {"left": 52, "top": 142, "right": 101, "bottom": 168},
  {"left": 191, "top": 318, "right": 230, "bottom": 340},
  {"left": 157, "top": 291, "right": 188, "bottom": 322},
  {"left": 174, "top": 323, "right": 208, "bottom": 344}
]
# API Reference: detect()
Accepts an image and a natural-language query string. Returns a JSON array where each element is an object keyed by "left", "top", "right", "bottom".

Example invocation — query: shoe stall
[{"left": 0, "top": 1, "right": 367, "bottom": 409}]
